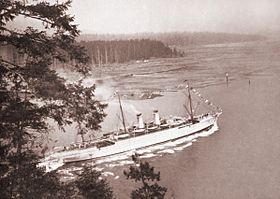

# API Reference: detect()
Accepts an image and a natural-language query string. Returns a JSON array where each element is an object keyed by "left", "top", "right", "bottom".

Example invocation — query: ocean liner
[{"left": 39, "top": 84, "right": 222, "bottom": 172}]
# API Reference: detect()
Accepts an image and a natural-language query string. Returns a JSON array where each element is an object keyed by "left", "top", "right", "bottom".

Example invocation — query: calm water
[{"left": 57, "top": 40, "right": 280, "bottom": 198}]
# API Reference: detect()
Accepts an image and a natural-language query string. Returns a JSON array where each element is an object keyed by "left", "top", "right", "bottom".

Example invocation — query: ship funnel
[
  {"left": 136, "top": 113, "right": 145, "bottom": 129},
  {"left": 153, "top": 110, "right": 161, "bottom": 125}
]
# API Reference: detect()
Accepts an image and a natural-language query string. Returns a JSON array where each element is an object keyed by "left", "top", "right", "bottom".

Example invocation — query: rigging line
[
  {"left": 116, "top": 113, "right": 123, "bottom": 129},
  {"left": 184, "top": 90, "right": 200, "bottom": 112},
  {"left": 181, "top": 81, "right": 222, "bottom": 113},
  {"left": 183, "top": 91, "right": 192, "bottom": 111},
  {"left": 187, "top": 86, "right": 217, "bottom": 112},
  {"left": 193, "top": 101, "right": 200, "bottom": 115},
  {"left": 198, "top": 94, "right": 221, "bottom": 112},
  {"left": 183, "top": 104, "right": 191, "bottom": 118}
]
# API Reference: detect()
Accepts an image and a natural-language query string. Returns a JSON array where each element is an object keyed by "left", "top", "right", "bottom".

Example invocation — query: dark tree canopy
[
  {"left": 124, "top": 155, "right": 167, "bottom": 199},
  {"left": 75, "top": 166, "right": 114, "bottom": 199},
  {"left": 0, "top": 0, "right": 106, "bottom": 198}
]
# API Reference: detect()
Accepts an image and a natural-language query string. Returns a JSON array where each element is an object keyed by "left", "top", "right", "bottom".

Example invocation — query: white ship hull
[{"left": 39, "top": 113, "right": 220, "bottom": 172}]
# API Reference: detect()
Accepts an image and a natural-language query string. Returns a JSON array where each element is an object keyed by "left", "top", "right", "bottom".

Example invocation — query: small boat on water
[{"left": 39, "top": 84, "right": 222, "bottom": 172}]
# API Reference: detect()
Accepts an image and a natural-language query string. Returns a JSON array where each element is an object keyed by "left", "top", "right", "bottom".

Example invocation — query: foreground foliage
[
  {"left": 0, "top": 1, "right": 168, "bottom": 199},
  {"left": 124, "top": 155, "right": 167, "bottom": 199},
  {"left": 75, "top": 166, "right": 114, "bottom": 199},
  {"left": 0, "top": 0, "right": 106, "bottom": 198}
]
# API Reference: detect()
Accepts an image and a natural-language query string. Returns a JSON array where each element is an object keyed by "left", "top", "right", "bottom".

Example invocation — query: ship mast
[
  {"left": 186, "top": 83, "right": 195, "bottom": 123},
  {"left": 117, "top": 92, "right": 127, "bottom": 133}
]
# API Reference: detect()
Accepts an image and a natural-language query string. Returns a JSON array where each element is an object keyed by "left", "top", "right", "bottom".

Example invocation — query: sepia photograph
[{"left": 1, "top": 0, "right": 279, "bottom": 198}]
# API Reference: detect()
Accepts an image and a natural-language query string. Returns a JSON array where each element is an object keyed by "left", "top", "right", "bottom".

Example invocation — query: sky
[{"left": 69, "top": 0, "right": 280, "bottom": 34}]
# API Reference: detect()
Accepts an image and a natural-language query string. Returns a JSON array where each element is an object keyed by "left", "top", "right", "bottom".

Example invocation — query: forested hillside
[
  {"left": 80, "top": 39, "right": 182, "bottom": 65},
  {"left": 0, "top": 39, "right": 182, "bottom": 67}
]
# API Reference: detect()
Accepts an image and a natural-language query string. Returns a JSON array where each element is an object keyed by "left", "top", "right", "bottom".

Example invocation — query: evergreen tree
[
  {"left": 75, "top": 166, "right": 114, "bottom": 199},
  {"left": 124, "top": 155, "right": 167, "bottom": 199},
  {"left": 0, "top": 0, "right": 106, "bottom": 198}
]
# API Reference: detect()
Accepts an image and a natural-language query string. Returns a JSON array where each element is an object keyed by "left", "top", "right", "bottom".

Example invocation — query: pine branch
[{"left": 0, "top": 58, "right": 21, "bottom": 69}]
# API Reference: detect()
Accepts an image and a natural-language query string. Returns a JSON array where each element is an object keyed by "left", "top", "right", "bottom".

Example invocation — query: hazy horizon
[
  {"left": 77, "top": 31, "right": 264, "bottom": 36},
  {"left": 70, "top": 0, "right": 280, "bottom": 35},
  {"left": 8, "top": 0, "right": 280, "bottom": 36}
]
